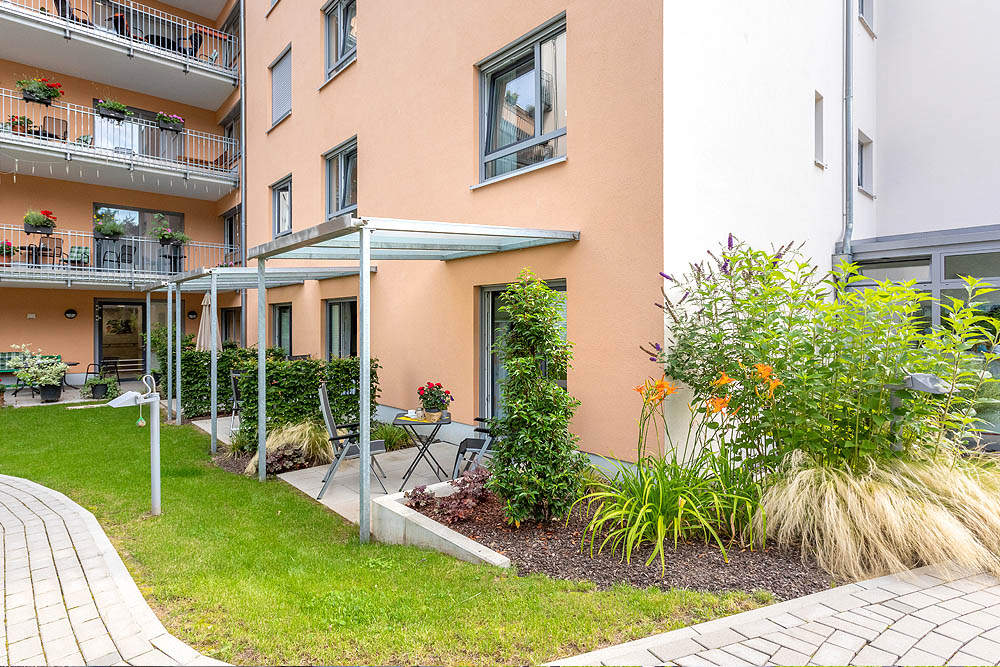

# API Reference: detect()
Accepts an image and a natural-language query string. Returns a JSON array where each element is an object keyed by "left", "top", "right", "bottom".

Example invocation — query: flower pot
[
  {"left": 94, "top": 231, "right": 123, "bottom": 240},
  {"left": 24, "top": 223, "right": 54, "bottom": 235},
  {"left": 22, "top": 90, "right": 52, "bottom": 106},
  {"left": 158, "top": 237, "right": 174, "bottom": 246},
  {"left": 90, "top": 383, "right": 108, "bottom": 400},
  {"left": 424, "top": 409, "right": 442, "bottom": 423},
  {"left": 39, "top": 384, "right": 61, "bottom": 403},
  {"left": 158, "top": 119, "right": 184, "bottom": 132},
  {"left": 11, "top": 126, "right": 28, "bottom": 135},
  {"left": 97, "top": 106, "right": 127, "bottom": 122}
]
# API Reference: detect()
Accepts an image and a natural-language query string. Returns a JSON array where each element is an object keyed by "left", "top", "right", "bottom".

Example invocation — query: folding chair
[
  {"left": 60, "top": 245, "right": 90, "bottom": 267},
  {"left": 229, "top": 371, "right": 242, "bottom": 432},
  {"left": 316, "top": 381, "right": 388, "bottom": 499},
  {"left": 53, "top": 0, "right": 92, "bottom": 25},
  {"left": 452, "top": 417, "right": 496, "bottom": 478},
  {"left": 37, "top": 237, "right": 64, "bottom": 266}
]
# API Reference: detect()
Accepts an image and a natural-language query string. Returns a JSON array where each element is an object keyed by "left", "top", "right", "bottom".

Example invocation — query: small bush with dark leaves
[{"left": 403, "top": 485, "right": 436, "bottom": 510}]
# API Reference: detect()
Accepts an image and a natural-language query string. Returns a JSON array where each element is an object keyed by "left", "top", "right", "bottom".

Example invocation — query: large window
[
  {"left": 272, "top": 176, "right": 292, "bottom": 237},
  {"left": 272, "top": 303, "right": 292, "bottom": 356},
  {"left": 270, "top": 47, "right": 292, "bottom": 126},
  {"left": 479, "top": 16, "right": 566, "bottom": 182},
  {"left": 326, "top": 138, "right": 358, "bottom": 218},
  {"left": 221, "top": 308, "right": 242, "bottom": 343},
  {"left": 326, "top": 298, "right": 358, "bottom": 359},
  {"left": 92, "top": 203, "right": 183, "bottom": 271},
  {"left": 324, "top": 0, "right": 357, "bottom": 79}
]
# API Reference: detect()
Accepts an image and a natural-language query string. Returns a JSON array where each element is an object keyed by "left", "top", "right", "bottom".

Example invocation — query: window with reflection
[{"left": 325, "top": 0, "right": 357, "bottom": 78}]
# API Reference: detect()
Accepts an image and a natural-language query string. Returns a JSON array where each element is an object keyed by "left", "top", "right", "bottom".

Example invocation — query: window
[
  {"left": 479, "top": 16, "right": 567, "bottom": 181},
  {"left": 272, "top": 177, "right": 292, "bottom": 237},
  {"left": 221, "top": 308, "right": 241, "bottom": 343},
  {"left": 326, "top": 138, "right": 358, "bottom": 218},
  {"left": 326, "top": 299, "right": 358, "bottom": 359},
  {"left": 814, "top": 92, "right": 824, "bottom": 166},
  {"left": 324, "top": 0, "right": 357, "bottom": 78},
  {"left": 858, "top": 130, "right": 873, "bottom": 194},
  {"left": 859, "top": 0, "right": 874, "bottom": 30},
  {"left": 270, "top": 47, "right": 292, "bottom": 126},
  {"left": 223, "top": 209, "right": 241, "bottom": 263},
  {"left": 92, "top": 204, "right": 183, "bottom": 271},
  {"left": 271, "top": 304, "right": 292, "bottom": 356},
  {"left": 220, "top": 6, "right": 240, "bottom": 69}
]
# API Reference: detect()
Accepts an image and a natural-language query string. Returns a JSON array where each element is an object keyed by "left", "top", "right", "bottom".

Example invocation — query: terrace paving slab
[
  {"left": 0, "top": 475, "right": 227, "bottom": 666},
  {"left": 549, "top": 564, "right": 1000, "bottom": 666}
]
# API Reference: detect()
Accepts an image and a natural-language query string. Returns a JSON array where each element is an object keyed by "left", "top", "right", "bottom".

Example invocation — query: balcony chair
[
  {"left": 316, "top": 382, "right": 388, "bottom": 499},
  {"left": 229, "top": 371, "right": 242, "bottom": 432},
  {"left": 37, "top": 237, "right": 65, "bottom": 266},
  {"left": 60, "top": 246, "right": 90, "bottom": 267},
  {"left": 40, "top": 117, "right": 68, "bottom": 141},
  {"left": 181, "top": 32, "right": 203, "bottom": 58},
  {"left": 452, "top": 417, "right": 497, "bottom": 478},
  {"left": 102, "top": 243, "right": 135, "bottom": 271},
  {"left": 108, "top": 14, "right": 143, "bottom": 40},
  {"left": 53, "top": 0, "right": 93, "bottom": 26},
  {"left": 84, "top": 358, "right": 120, "bottom": 385}
]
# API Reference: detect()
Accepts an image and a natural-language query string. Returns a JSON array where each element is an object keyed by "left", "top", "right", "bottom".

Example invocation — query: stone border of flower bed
[{"left": 371, "top": 480, "right": 511, "bottom": 568}]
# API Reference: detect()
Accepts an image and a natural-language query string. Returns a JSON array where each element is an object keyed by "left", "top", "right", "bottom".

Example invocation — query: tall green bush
[
  {"left": 236, "top": 356, "right": 381, "bottom": 441},
  {"left": 487, "top": 269, "right": 587, "bottom": 524}
]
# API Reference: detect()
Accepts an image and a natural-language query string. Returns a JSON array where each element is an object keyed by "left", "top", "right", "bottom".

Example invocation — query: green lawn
[{"left": 0, "top": 403, "right": 768, "bottom": 665}]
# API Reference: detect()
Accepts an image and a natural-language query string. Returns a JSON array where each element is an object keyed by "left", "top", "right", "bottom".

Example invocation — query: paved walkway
[
  {"left": 0, "top": 475, "right": 224, "bottom": 666},
  {"left": 552, "top": 564, "right": 1000, "bottom": 666}
]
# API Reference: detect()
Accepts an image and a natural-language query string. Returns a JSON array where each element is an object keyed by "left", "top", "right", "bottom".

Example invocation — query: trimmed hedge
[{"left": 236, "top": 356, "right": 381, "bottom": 440}]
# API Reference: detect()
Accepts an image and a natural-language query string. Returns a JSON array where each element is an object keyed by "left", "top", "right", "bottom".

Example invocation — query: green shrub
[
  {"left": 245, "top": 422, "right": 333, "bottom": 476},
  {"left": 80, "top": 376, "right": 120, "bottom": 400},
  {"left": 373, "top": 422, "right": 412, "bottom": 451},
  {"left": 236, "top": 356, "right": 381, "bottom": 441},
  {"left": 487, "top": 270, "right": 587, "bottom": 524}
]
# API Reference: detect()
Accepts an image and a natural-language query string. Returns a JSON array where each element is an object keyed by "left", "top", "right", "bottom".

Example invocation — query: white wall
[
  {"left": 852, "top": 1, "right": 879, "bottom": 241},
  {"left": 876, "top": 0, "right": 1000, "bottom": 237}
]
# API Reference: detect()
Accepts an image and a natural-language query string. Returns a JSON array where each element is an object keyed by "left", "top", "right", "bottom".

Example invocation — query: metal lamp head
[{"left": 107, "top": 391, "right": 142, "bottom": 408}]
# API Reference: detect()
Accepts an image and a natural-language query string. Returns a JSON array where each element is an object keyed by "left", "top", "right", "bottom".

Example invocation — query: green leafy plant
[
  {"left": 156, "top": 111, "right": 185, "bottom": 125},
  {"left": 1, "top": 241, "right": 18, "bottom": 256},
  {"left": 95, "top": 99, "right": 132, "bottom": 116},
  {"left": 487, "top": 269, "right": 587, "bottom": 524},
  {"left": 10, "top": 344, "right": 67, "bottom": 387},
  {"left": 417, "top": 381, "right": 453, "bottom": 411},
  {"left": 372, "top": 422, "right": 412, "bottom": 451},
  {"left": 93, "top": 208, "right": 127, "bottom": 237},
  {"left": 245, "top": 421, "right": 333, "bottom": 476},
  {"left": 80, "top": 376, "right": 120, "bottom": 399},
  {"left": 8, "top": 115, "right": 33, "bottom": 130},
  {"left": 149, "top": 214, "right": 190, "bottom": 244},
  {"left": 24, "top": 210, "right": 57, "bottom": 228},
  {"left": 16, "top": 77, "right": 64, "bottom": 100}
]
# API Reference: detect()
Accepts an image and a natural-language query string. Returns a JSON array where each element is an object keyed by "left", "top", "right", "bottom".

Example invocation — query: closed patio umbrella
[{"left": 194, "top": 294, "right": 220, "bottom": 352}]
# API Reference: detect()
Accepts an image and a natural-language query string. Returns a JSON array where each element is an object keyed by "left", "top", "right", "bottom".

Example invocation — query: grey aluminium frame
[
  {"left": 325, "top": 297, "right": 357, "bottom": 360},
  {"left": 477, "top": 13, "right": 567, "bottom": 184},
  {"left": 271, "top": 302, "right": 293, "bottom": 355},
  {"left": 325, "top": 137, "right": 358, "bottom": 219},
  {"left": 323, "top": 0, "right": 358, "bottom": 80},
  {"left": 271, "top": 174, "right": 292, "bottom": 238}
]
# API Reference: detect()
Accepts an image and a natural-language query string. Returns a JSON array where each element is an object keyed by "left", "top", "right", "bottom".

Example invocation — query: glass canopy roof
[{"left": 141, "top": 266, "right": 371, "bottom": 293}]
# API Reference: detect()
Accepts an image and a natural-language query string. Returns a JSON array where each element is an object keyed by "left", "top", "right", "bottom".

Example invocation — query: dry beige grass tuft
[
  {"left": 758, "top": 449, "right": 1000, "bottom": 581},
  {"left": 244, "top": 422, "right": 333, "bottom": 475}
]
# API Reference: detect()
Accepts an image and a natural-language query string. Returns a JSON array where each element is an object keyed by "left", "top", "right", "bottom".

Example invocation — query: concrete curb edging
[{"left": 371, "top": 480, "right": 511, "bottom": 567}]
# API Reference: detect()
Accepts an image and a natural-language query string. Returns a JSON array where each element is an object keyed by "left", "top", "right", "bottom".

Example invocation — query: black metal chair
[
  {"left": 37, "top": 237, "right": 65, "bottom": 266},
  {"left": 108, "top": 13, "right": 143, "bottom": 40},
  {"left": 316, "top": 382, "right": 388, "bottom": 499},
  {"left": 452, "top": 417, "right": 496, "bottom": 478},
  {"left": 84, "top": 358, "right": 120, "bottom": 385},
  {"left": 229, "top": 371, "right": 242, "bottom": 432},
  {"left": 53, "top": 0, "right": 93, "bottom": 25}
]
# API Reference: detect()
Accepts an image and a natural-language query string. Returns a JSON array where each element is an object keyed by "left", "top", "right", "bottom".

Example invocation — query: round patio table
[{"left": 393, "top": 412, "right": 451, "bottom": 491}]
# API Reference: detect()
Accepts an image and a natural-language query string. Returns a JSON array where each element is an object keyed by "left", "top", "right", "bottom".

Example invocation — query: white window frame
[
  {"left": 858, "top": 130, "right": 874, "bottom": 197},
  {"left": 269, "top": 45, "right": 292, "bottom": 127},
  {"left": 325, "top": 137, "right": 358, "bottom": 219},
  {"left": 477, "top": 13, "right": 567, "bottom": 184},
  {"left": 324, "top": 0, "right": 357, "bottom": 80},
  {"left": 858, "top": 0, "right": 875, "bottom": 35},
  {"left": 271, "top": 175, "right": 292, "bottom": 237},
  {"left": 814, "top": 91, "right": 825, "bottom": 168}
]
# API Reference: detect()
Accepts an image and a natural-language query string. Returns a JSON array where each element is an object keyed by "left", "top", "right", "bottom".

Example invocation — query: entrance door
[
  {"left": 97, "top": 302, "right": 145, "bottom": 377},
  {"left": 480, "top": 280, "right": 566, "bottom": 419}
]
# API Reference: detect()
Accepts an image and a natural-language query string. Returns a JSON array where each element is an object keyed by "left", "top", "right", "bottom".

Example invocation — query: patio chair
[
  {"left": 229, "top": 371, "right": 242, "bottom": 432},
  {"left": 108, "top": 13, "right": 143, "bottom": 40},
  {"left": 316, "top": 381, "right": 388, "bottom": 499},
  {"left": 84, "top": 358, "right": 120, "bottom": 385},
  {"left": 37, "top": 237, "right": 65, "bottom": 266},
  {"left": 60, "top": 246, "right": 90, "bottom": 267},
  {"left": 53, "top": 0, "right": 93, "bottom": 25},
  {"left": 40, "top": 117, "right": 68, "bottom": 141},
  {"left": 452, "top": 417, "right": 496, "bottom": 478}
]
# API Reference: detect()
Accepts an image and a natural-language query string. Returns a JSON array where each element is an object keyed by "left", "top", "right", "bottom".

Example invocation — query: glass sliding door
[
  {"left": 480, "top": 280, "right": 566, "bottom": 419},
  {"left": 97, "top": 302, "right": 145, "bottom": 377},
  {"left": 326, "top": 299, "right": 358, "bottom": 359},
  {"left": 272, "top": 304, "right": 292, "bottom": 356}
]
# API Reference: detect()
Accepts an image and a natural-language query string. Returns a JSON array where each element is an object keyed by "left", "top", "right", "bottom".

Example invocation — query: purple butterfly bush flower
[
  {"left": 659, "top": 272, "right": 673, "bottom": 282},
  {"left": 728, "top": 233, "right": 734, "bottom": 250}
]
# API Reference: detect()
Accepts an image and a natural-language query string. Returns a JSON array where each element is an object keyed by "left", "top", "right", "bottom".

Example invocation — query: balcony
[
  {"left": 0, "top": 0, "right": 238, "bottom": 108},
  {"left": 0, "top": 224, "right": 237, "bottom": 289},
  {"left": 0, "top": 88, "right": 239, "bottom": 200}
]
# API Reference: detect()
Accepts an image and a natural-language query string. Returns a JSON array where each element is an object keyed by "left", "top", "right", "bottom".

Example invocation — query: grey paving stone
[
  {"left": 870, "top": 628, "right": 919, "bottom": 656},
  {"left": 598, "top": 648, "right": 659, "bottom": 666},
  {"left": 810, "top": 642, "right": 855, "bottom": 667},
  {"left": 947, "top": 652, "right": 988, "bottom": 666},
  {"left": 672, "top": 655, "right": 717, "bottom": 667},
  {"left": 913, "top": 604, "right": 962, "bottom": 625},
  {"left": 939, "top": 596, "right": 983, "bottom": 615},
  {"left": 897, "top": 591, "right": 942, "bottom": 609},
  {"left": 962, "top": 609, "right": 1000, "bottom": 631},
  {"left": 699, "top": 649, "right": 752, "bottom": 667},
  {"left": 693, "top": 627, "right": 745, "bottom": 649},
  {"left": 958, "top": 636, "right": 1000, "bottom": 662},
  {"left": 742, "top": 637, "right": 780, "bottom": 655},
  {"left": 936, "top": 619, "right": 983, "bottom": 642},
  {"left": 769, "top": 612, "right": 806, "bottom": 629},
  {"left": 79, "top": 634, "right": 119, "bottom": 662},
  {"left": 85, "top": 651, "right": 123, "bottom": 666},
  {"left": 853, "top": 587, "right": 897, "bottom": 604},
  {"left": 649, "top": 638, "right": 706, "bottom": 662},
  {"left": 913, "top": 631, "right": 964, "bottom": 659},
  {"left": 883, "top": 599, "right": 921, "bottom": 615},
  {"left": 815, "top": 616, "right": 880, "bottom": 641},
  {"left": 770, "top": 647, "right": 812, "bottom": 665},
  {"left": 732, "top": 618, "right": 785, "bottom": 638},
  {"left": 862, "top": 603, "right": 906, "bottom": 622},
  {"left": 851, "top": 645, "right": 899, "bottom": 666},
  {"left": 719, "top": 643, "right": 770, "bottom": 665},
  {"left": 963, "top": 590, "right": 1000, "bottom": 607},
  {"left": 762, "top": 631, "right": 819, "bottom": 655},
  {"left": 896, "top": 647, "right": 949, "bottom": 666},
  {"left": 826, "top": 630, "right": 867, "bottom": 652},
  {"left": 6, "top": 636, "right": 44, "bottom": 663}
]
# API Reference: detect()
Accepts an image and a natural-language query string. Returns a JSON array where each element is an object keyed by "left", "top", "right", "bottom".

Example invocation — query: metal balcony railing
[
  {"left": 0, "top": 224, "right": 236, "bottom": 284},
  {"left": 0, "top": 88, "right": 239, "bottom": 178},
  {"left": 0, "top": 0, "right": 239, "bottom": 76}
]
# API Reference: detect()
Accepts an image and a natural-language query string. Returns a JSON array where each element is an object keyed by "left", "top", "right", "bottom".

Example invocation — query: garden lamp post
[{"left": 107, "top": 375, "right": 162, "bottom": 515}]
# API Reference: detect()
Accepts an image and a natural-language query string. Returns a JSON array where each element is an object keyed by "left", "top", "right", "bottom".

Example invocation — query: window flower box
[
  {"left": 98, "top": 106, "right": 127, "bottom": 122},
  {"left": 156, "top": 112, "right": 185, "bottom": 133}
]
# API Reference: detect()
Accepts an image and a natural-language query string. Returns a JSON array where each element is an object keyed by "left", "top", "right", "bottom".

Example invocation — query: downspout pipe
[
  {"left": 239, "top": 0, "right": 248, "bottom": 346},
  {"left": 841, "top": 0, "right": 855, "bottom": 257}
]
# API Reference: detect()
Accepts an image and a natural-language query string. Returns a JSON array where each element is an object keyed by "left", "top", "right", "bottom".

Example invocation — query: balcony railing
[
  {"left": 0, "top": 224, "right": 236, "bottom": 284},
  {"left": 1, "top": 0, "right": 239, "bottom": 76},
  {"left": 0, "top": 88, "right": 239, "bottom": 179}
]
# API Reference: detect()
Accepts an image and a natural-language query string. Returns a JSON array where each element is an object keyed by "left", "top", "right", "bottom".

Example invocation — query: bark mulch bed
[
  {"left": 415, "top": 493, "right": 832, "bottom": 601},
  {"left": 212, "top": 451, "right": 253, "bottom": 476}
]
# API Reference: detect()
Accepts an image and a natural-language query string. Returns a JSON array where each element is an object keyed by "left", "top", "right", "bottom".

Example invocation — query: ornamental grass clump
[{"left": 244, "top": 421, "right": 333, "bottom": 476}]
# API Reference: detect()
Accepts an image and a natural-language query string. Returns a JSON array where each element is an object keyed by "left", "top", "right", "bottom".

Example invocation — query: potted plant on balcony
[
  {"left": 16, "top": 77, "right": 64, "bottom": 106},
  {"left": 156, "top": 112, "right": 185, "bottom": 132},
  {"left": 417, "top": 381, "right": 454, "bottom": 422},
  {"left": 95, "top": 99, "right": 132, "bottom": 123},
  {"left": 0, "top": 241, "right": 18, "bottom": 264},
  {"left": 93, "top": 210, "right": 126, "bottom": 240},
  {"left": 150, "top": 215, "right": 190, "bottom": 246},
  {"left": 8, "top": 115, "right": 34, "bottom": 135},
  {"left": 23, "top": 210, "right": 57, "bottom": 235},
  {"left": 11, "top": 345, "right": 68, "bottom": 403}
]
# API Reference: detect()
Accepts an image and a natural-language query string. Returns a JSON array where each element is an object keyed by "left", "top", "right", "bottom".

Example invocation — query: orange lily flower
[
  {"left": 654, "top": 378, "right": 679, "bottom": 397},
  {"left": 712, "top": 372, "right": 736, "bottom": 388},
  {"left": 706, "top": 395, "right": 731, "bottom": 414},
  {"left": 766, "top": 377, "right": 783, "bottom": 399},
  {"left": 753, "top": 363, "right": 773, "bottom": 380}
]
